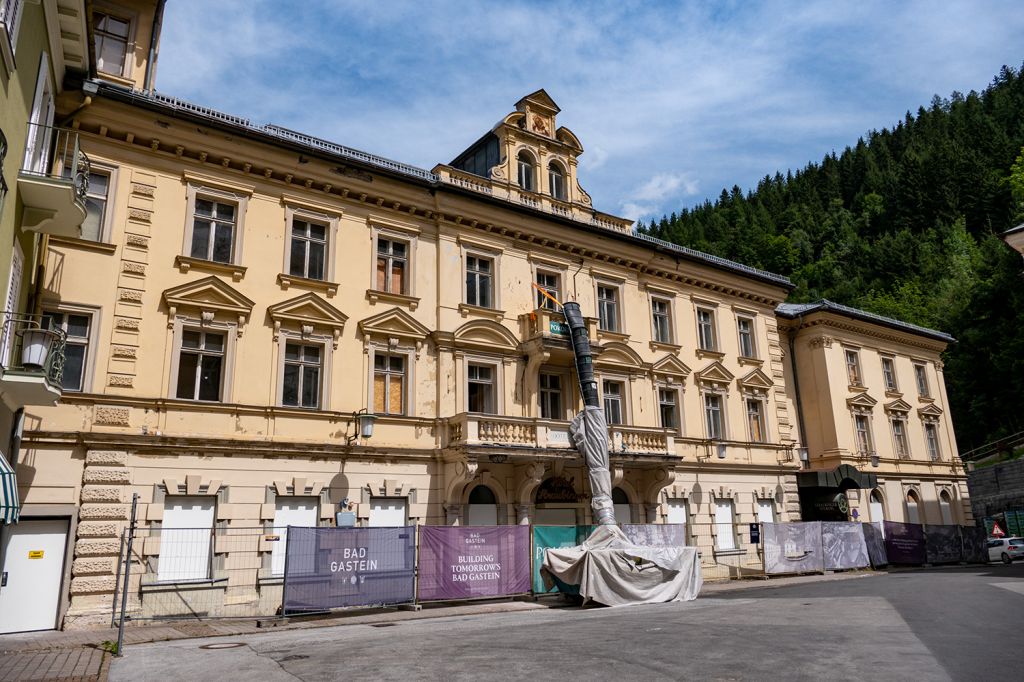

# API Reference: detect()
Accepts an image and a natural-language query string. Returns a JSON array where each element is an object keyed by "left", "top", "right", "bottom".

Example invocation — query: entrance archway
[
  {"left": 466, "top": 484, "right": 499, "bottom": 526},
  {"left": 534, "top": 476, "right": 581, "bottom": 525},
  {"left": 612, "top": 487, "right": 632, "bottom": 524}
]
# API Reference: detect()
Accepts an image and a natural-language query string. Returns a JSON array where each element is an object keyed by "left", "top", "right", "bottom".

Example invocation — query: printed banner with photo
[
  {"left": 821, "top": 522, "right": 870, "bottom": 570},
  {"left": 925, "top": 524, "right": 963, "bottom": 564},
  {"left": 763, "top": 522, "right": 824, "bottom": 575},
  {"left": 883, "top": 521, "right": 926, "bottom": 565},
  {"left": 531, "top": 525, "right": 594, "bottom": 593},
  {"left": 621, "top": 524, "right": 689, "bottom": 547},
  {"left": 862, "top": 521, "right": 888, "bottom": 567},
  {"left": 960, "top": 525, "right": 988, "bottom": 563},
  {"left": 282, "top": 526, "right": 416, "bottom": 613},
  {"left": 417, "top": 526, "right": 531, "bottom": 601}
]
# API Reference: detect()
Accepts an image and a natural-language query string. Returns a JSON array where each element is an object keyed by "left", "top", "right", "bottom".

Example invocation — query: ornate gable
[
  {"left": 917, "top": 403, "right": 944, "bottom": 419},
  {"left": 652, "top": 354, "right": 692, "bottom": 380},
  {"left": 737, "top": 368, "right": 773, "bottom": 393},
  {"left": 358, "top": 307, "right": 431, "bottom": 343},
  {"left": 162, "top": 276, "right": 254, "bottom": 330},
  {"left": 452, "top": 320, "right": 518, "bottom": 352},
  {"left": 883, "top": 398, "right": 913, "bottom": 414},
  {"left": 268, "top": 293, "right": 348, "bottom": 347},
  {"left": 696, "top": 360, "right": 735, "bottom": 386},
  {"left": 846, "top": 393, "right": 878, "bottom": 411},
  {"left": 594, "top": 341, "right": 644, "bottom": 369}
]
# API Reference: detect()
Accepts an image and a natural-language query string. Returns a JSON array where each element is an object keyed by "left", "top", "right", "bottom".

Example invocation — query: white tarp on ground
[{"left": 540, "top": 525, "right": 702, "bottom": 606}]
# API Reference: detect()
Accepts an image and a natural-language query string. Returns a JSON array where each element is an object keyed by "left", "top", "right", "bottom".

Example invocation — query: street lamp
[{"left": 347, "top": 409, "right": 376, "bottom": 445}]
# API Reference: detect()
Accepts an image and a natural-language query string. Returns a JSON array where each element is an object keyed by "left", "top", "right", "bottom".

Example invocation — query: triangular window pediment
[
  {"left": 517, "top": 89, "right": 561, "bottom": 114},
  {"left": 453, "top": 320, "right": 518, "bottom": 352},
  {"left": 696, "top": 361, "right": 735, "bottom": 386},
  {"left": 652, "top": 354, "right": 692, "bottom": 378},
  {"left": 738, "top": 368, "right": 774, "bottom": 391},
  {"left": 163, "top": 276, "right": 254, "bottom": 319},
  {"left": 917, "top": 403, "right": 944, "bottom": 418},
  {"left": 846, "top": 393, "right": 878, "bottom": 410},
  {"left": 358, "top": 307, "right": 431, "bottom": 342},
  {"left": 594, "top": 341, "right": 644, "bottom": 369},
  {"left": 268, "top": 293, "right": 348, "bottom": 346},
  {"left": 884, "top": 398, "right": 913, "bottom": 414}
]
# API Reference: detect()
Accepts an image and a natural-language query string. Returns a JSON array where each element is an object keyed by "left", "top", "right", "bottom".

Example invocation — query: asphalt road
[{"left": 110, "top": 563, "right": 1024, "bottom": 681}]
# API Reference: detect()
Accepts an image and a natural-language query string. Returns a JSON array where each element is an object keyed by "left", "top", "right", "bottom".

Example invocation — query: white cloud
[{"left": 632, "top": 173, "right": 699, "bottom": 202}]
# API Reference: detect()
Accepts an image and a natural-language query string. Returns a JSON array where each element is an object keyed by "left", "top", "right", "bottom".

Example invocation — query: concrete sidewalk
[{"left": 0, "top": 570, "right": 877, "bottom": 681}]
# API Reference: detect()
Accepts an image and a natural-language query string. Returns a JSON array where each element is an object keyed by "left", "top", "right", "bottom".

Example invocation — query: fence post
[
  {"left": 115, "top": 493, "right": 138, "bottom": 657},
  {"left": 281, "top": 524, "right": 291, "bottom": 617},
  {"left": 110, "top": 527, "right": 126, "bottom": 628}
]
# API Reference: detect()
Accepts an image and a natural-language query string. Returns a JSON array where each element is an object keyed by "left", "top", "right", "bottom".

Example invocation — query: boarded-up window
[{"left": 373, "top": 352, "right": 406, "bottom": 415}]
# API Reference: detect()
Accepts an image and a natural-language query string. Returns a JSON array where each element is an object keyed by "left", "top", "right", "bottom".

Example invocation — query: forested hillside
[{"left": 639, "top": 64, "right": 1024, "bottom": 452}]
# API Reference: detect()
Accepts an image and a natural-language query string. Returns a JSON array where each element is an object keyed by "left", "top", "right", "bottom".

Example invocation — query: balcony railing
[
  {"left": 17, "top": 123, "right": 90, "bottom": 238},
  {"left": 447, "top": 413, "right": 675, "bottom": 455},
  {"left": 0, "top": 313, "right": 66, "bottom": 405}
]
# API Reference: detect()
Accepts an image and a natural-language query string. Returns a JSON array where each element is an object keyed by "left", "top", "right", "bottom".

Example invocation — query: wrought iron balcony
[
  {"left": 17, "top": 123, "right": 91, "bottom": 238},
  {"left": 0, "top": 313, "right": 66, "bottom": 407}
]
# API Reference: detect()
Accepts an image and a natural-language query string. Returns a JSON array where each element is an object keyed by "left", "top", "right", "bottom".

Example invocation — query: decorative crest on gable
[
  {"left": 696, "top": 360, "right": 735, "bottom": 386},
  {"left": 268, "top": 292, "right": 348, "bottom": 348},
  {"left": 162, "top": 276, "right": 254, "bottom": 333}
]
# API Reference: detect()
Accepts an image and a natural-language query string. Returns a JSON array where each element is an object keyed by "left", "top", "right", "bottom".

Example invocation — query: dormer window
[
  {"left": 94, "top": 11, "right": 131, "bottom": 78},
  {"left": 517, "top": 151, "right": 535, "bottom": 192},
  {"left": 548, "top": 162, "right": 566, "bottom": 201}
]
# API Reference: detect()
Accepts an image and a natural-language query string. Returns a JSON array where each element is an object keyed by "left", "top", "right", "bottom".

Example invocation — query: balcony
[
  {"left": 0, "top": 314, "right": 67, "bottom": 408},
  {"left": 17, "top": 123, "right": 91, "bottom": 238},
  {"left": 446, "top": 413, "right": 675, "bottom": 457}
]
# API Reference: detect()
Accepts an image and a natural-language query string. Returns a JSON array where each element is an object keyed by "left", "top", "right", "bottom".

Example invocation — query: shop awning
[{"left": 0, "top": 452, "right": 19, "bottom": 524}]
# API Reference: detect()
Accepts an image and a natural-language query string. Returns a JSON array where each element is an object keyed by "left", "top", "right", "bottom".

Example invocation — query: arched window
[
  {"left": 906, "top": 490, "right": 920, "bottom": 525},
  {"left": 548, "top": 161, "right": 566, "bottom": 201},
  {"left": 939, "top": 490, "right": 953, "bottom": 525},
  {"left": 517, "top": 151, "right": 534, "bottom": 192},
  {"left": 467, "top": 485, "right": 498, "bottom": 526},
  {"left": 612, "top": 487, "right": 631, "bottom": 525},
  {"left": 869, "top": 489, "right": 885, "bottom": 523}
]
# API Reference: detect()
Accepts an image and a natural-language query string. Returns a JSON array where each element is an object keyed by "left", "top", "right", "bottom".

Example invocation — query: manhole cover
[{"left": 199, "top": 642, "right": 246, "bottom": 650}]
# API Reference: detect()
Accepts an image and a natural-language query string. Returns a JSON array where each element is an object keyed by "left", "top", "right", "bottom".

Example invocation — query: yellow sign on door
[{"left": 28, "top": 550, "right": 44, "bottom": 559}]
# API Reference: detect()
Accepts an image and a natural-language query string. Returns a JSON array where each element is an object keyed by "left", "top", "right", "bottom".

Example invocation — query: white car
[{"left": 988, "top": 537, "right": 1024, "bottom": 564}]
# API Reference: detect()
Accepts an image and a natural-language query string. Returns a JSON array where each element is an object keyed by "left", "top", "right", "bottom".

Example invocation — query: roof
[
  {"left": 1002, "top": 222, "right": 1024, "bottom": 237},
  {"left": 776, "top": 299, "right": 955, "bottom": 343},
  {"left": 90, "top": 80, "right": 794, "bottom": 291}
]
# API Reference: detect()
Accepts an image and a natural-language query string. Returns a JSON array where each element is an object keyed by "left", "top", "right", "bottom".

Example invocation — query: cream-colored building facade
[{"left": 1, "top": 0, "right": 968, "bottom": 631}]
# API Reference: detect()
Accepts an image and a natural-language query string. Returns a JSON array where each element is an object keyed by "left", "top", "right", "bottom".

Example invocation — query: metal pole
[
  {"left": 109, "top": 527, "right": 126, "bottom": 628},
  {"left": 115, "top": 493, "right": 138, "bottom": 657}
]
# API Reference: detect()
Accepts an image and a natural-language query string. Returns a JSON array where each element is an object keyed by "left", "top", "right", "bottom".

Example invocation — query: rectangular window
[
  {"left": 465, "top": 255, "right": 494, "bottom": 308},
  {"left": 914, "top": 364, "right": 930, "bottom": 397},
  {"left": 289, "top": 219, "right": 327, "bottom": 281},
  {"left": 94, "top": 11, "right": 130, "bottom": 76},
  {"left": 704, "top": 393, "right": 723, "bottom": 439},
  {"left": 158, "top": 496, "right": 214, "bottom": 582},
  {"left": 376, "top": 237, "right": 408, "bottom": 294},
  {"left": 539, "top": 373, "right": 563, "bottom": 420},
  {"left": 925, "top": 423, "right": 940, "bottom": 460},
  {"left": 658, "top": 388, "right": 679, "bottom": 431},
  {"left": 845, "top": 350, "right": 862, "bottom": 386},
  {"left": 536, "top": 271, "right": 560, "bottom": 310},
  {"left": 737, "top": 316, "right": 756, "bottom": 358},
  {"left": 270, "top": 497, "right": 318, "bottom": 577},
  {"left": 60, "top": 168, "right": 110, "bottom": 241},
  {"left": 697, "top": 308, "right": 717, "bottom": 351},
  {"left": 666, "top": 498, "right": 688, "bottom": 531},
  {"left": 602, "top": 380, "right": 624, "bottom": 425},
  {"left": 190, "top": 198, "right": 237, "bottom": 263},
  {"left": 854, "top": 414, "right": 873, "bottom": 454},
  {"left": 881, "top": 357, "right": 898, "bottom": 392},
  {"left": 373, "top": 352, "right": 406, "bottom": 415},
  {"left": 467, "top": 363, "right": 495, "bottom": 414},
  {"left": 42, "top": 310, "right": 90, "bottom": 391},
  {"left": 597, "top": 285, "right": 619, "bottom": 332},
  {"left": 282, "top": 342, "right": 321, "bottom": 409},
  {"left": 756, "top": 499, "right": 775, "bottom": 524},
  {"left": 891, "top": 418, "right": 909, "bottom": 458},
  {"left": 746, "top": 399, "right": 765, "bottom": 443},
  {"left": 175, "top": 330, "right": 224, "bottom": 401},
  {"left": 651, "top": 298, "right": 672, "bottom": 344},
  {"left": 713, "top": 499, "right": 736, "bottom": 551}
]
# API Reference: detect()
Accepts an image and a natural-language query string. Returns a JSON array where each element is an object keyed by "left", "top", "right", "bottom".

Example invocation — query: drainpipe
[
  {"left": 787, "top": 316, "right": 810, "bottom": 467},
  {"left": 143, "top": 0, "right": 166, "bottom": 93}
]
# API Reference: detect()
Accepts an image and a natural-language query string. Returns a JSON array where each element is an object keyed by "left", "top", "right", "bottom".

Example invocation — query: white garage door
[
  {"left": 271, "top": 497, "right": 319, "bottom": 576},
  {"left": 369, "top": 498, "right": 407, "bottom": 527},
  {"left": 159, "top": 496, "right": 215, "bottom": 582}
]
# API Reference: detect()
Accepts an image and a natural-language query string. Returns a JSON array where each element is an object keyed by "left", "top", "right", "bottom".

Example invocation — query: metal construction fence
[{"left": 111, "top": 519, "right": 990, "bottom": 626}]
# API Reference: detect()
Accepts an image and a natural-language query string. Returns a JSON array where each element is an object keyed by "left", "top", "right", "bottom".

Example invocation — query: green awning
[{"left": 0, "top": 452, "right": 19, "bottom": 524}]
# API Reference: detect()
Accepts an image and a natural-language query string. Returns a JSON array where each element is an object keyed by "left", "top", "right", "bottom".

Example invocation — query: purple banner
[
  {"left": 282, "top": 527, "right": 416, "bottom": 613},
  {"left": 417, "top": 526, "right": 531, "bottom": 601},
  {"left": 883, "top": 521, "right": 926, "bottom": 565}
]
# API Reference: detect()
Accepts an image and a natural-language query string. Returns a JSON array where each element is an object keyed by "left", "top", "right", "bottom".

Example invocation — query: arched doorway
[
  {"left": 466, "top": 485, "right": 498, "bottom": 526},
  {"left": 939, "top": 490, "right": 954, "bottom": 525},
  {"left": 534, "top": 476, "right": 580, "bottom": 525},
  {"left": 613, "top": 487, "right": 632, "bottom": 524},
  {"left": 906, "top": 490, "right": 921, "bottom": 525}
]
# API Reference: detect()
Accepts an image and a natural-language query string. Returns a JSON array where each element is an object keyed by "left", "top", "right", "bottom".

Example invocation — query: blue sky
[{"left": 156, "top": 1, "right": 1024, "bottom": 224}]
